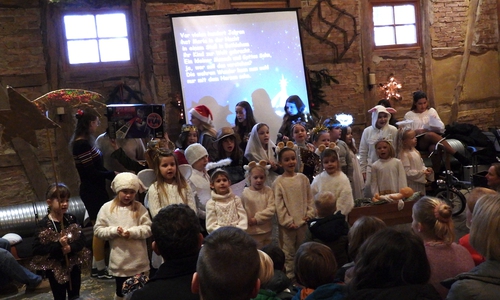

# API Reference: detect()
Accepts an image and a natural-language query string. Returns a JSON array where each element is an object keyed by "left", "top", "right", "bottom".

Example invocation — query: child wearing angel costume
[
  {"left": 370, "top": 139, "right": 407, "bottom": 197},
  {"left": 311, "top": 146, "right": 355, "bottom": 216},
  {"left": 359, "top": 105, "right": 398, "bottom": 198},
  {"left": 241, "top": 161, "right": 276, "bottom": 248}
]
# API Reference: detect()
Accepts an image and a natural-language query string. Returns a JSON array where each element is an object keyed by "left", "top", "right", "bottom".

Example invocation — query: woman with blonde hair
[
  {"left": 445, "top": 193, "right": 500, "bottom": 299},
  {"left": 411, "top": 196, "right": 474, "bottom": 298}
]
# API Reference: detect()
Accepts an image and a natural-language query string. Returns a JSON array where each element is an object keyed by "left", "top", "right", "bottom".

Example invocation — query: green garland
[{"left": 308, "top": 68, "right": 339, "bottom": 118}]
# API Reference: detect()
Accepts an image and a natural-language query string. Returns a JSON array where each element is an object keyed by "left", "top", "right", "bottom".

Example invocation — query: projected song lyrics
[{"left": 179, "top": 30, "right": 272, "bottom": 84}]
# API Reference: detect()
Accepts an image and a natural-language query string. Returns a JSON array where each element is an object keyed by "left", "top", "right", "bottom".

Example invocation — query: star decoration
[{"left": 0, "top": 86, "right": 59, "bottom": 147}]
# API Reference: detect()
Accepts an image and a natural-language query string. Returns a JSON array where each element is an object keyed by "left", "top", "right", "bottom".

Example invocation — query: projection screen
[{"left": 170, "top": 9, "right": 310, "bottom": 141}]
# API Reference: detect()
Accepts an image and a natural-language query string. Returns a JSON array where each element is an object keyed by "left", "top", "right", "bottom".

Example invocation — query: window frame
[
  {"left": 370, "top": 0, "right": 421, "bottom": 50},
  {"left": 59, "top": 8, "right": 136, "bottom": 73}
]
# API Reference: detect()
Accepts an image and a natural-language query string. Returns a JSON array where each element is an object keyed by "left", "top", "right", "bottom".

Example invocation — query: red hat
[{"left": 189, "top": 105, "right": 213, "bottom": 124}]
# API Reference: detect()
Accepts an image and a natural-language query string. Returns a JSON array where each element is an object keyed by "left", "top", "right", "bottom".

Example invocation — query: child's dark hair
[
  {"left": 197, "top": 227, "right": 260, "bottom": 300},
  {"left": 348, "top": 216, "right": 386, "bottom": 261},
  {"left": 320, "top": 148, "right": 339, "bottom": 162},
  {"left": 46, "top": 182, "right": 71, "bottom": 200},
  {"left": 350, "top": 228, "right": 431, "bottom": 291},
  {"left": 278, "top": 147, "right": 296, "bottom": 162},
  {"left": 217, "top": 135, "right": 243, "bottom": 162},
  {"left": 175, "top": 124, "right": 198, "bottom": 149},
  {"left": 234, "top": 101, "right": 257, "bottom": 127},
  {"left": 340, "top": 126, "right": 357, "bottom": 154},
  {"left": 260, "top": 244, "right": 285, "bottom": 271},
  {"left": 152, "top": 204, "right": 201, "bottom": 261},
  {"left": 210, "top": 168, "right": 230, "bottom": 184},
  {"left": 294, "top": 242, "right": 337, "bottom": 289},
  {"left": 70, "top": 108, "right": 99, "bottom": 145},
  {"left": 411, "top": 90, "right": 428, "bottom": 110}
]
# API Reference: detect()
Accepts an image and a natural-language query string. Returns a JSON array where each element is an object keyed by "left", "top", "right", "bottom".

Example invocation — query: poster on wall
[{"left": 170, "top": 9, "right": 310, "bottom": 141}]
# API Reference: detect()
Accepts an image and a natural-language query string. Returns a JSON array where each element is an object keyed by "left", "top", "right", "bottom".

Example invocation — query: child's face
[
  {"left": 376, "top": 141, "right": 391, "bottom": 159},
  {"left": 118, "top": 189, "right": 137, "bottom": 206},
  {"left": 314, "top": 132, "right": 330, "bottom": 148},
  {"left": 190, "top": 115, "right": 201, "bottom": 127},
  {"left": 249, "top": 167, "right": 266, "bottom": 191},
  {"left": 345, "top": 127, "right": 353, "bottom": 145},
  {"left": 323, "top": 156, "right": 339, "bottom": 175},
  {"left": 160, "top": 155, "right": 177, "bottom": 183},
  {"left": 187, "top": 131, "right": 198, "bottom": 145},
  {"left": 292, "top": 124, "right": 307, "bottom": 144},
  {"left": 222, "top": 137, "right": 235, "bottom": 155},
  {"left": 280, "top": 149, "right": 297, "bottom": 173},
  {"left": 258, "top": 125, "right": 270, "bottom": 147},
  {"left": 376, "top": 113, "right": 389, "bottom": 129},
  {"left": 403, "top": 130, "right": 417, "bottom": 148},
  {"left": 285, "top": 102, "right": 298, "bottom": 116},
  {"left": 211, "top": 174, "right": 231, "bottom": 195},
  {"left": 47, "top": 197, "right": 69, "bottom": 215},
  {"left": 329, "top": 126, "right": 341, "bottom": 141},
  {"left": 235, "top": 105, "right": 247, "bottom": 123},
  {"left": 192, "top": 155, "right": 209, "bottom": 172}
]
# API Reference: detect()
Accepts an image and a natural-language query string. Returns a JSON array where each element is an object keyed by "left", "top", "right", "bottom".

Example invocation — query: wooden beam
[
  {"left": 11, "top": 138, "right": 49, "bottom": 202},
  {"left": 421, "top": 0, "right": 435, "bottom": 109},
  {"left": 449, "top": 0, "right": 480, "bottom": 124}
]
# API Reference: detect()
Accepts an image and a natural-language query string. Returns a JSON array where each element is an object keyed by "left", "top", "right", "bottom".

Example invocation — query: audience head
[
  {"left": 314, "top": 191, "right": 337, "bottom": 218},
  {"left": 284, "top": 95, "right": 305, "bottom": 117},
  {"left": 348, "top": 216, "right": 386, "bottom": 261},
  {"left": 486, "top": 163, "right": 500, "bottom": 190},
  {"left": 350, "top": 228, "right": 431, "bottom": 291},
  {"left": 176, "top": 124, "right": 198, "bottom": 149},
  {"left": 185, "top": 143, "right": 209, "bottom": 171},
  {"left": 257, "top": 250, "right": 274, "bottom": 288},
  {"left": 260, "top": 244, "right": 286, "bottom": 272},
  {"left": 294, "top": 242, "right": 337, "bottom": 289},
  {"left": 470, "top": 193, "right": 500, "bottom": 261},
  {"left": 412, "top": 196, "right": 455, "bottom": 244},
  {"left": 192, "top": 227, "right": 260, "bottom": 300},
  {"left": 235, "top": 101, "right": 256, "bottom": 126},
  {"left": 465, "top": 187, "right": 496, "bottom": 227},
  {"left": 151, "top": 204, "right": 202, "bottom": 261},
  {"left": 411, "top": 90, "right": 429, "bottom": 112}
]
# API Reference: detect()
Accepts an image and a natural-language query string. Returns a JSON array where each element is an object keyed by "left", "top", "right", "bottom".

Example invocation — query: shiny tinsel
[{"left": 30, "top": 223, "right": 91, "bottom": 284}]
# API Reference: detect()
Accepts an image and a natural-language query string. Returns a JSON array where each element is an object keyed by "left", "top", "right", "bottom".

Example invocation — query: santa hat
[
  {"left": 185, "top": 143, "right": 208, "bottom": 166},
  {"left": 111, "top": 172, "right": 146, "bottom": 194},
  {"left": 189, "top": 105, "right": 213, "bottom": 124}
]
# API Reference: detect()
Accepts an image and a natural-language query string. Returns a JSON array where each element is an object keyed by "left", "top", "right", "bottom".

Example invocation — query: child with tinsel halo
[
  {"left": 206, "top": 169, "right": 248, "bottom": 234},
  {"left": 273, "top": 143, "right": 315, "bottom": 279},
  {"left": 241, "top": 160, "right": 276, "bottom": 248},
  {"left": 32, "top": 183, "right": 91, "bottom": 300},
  {"left": 396, "top": 125, "right": 434, "bottom": 195},
  {"left": 94, "top": 172, "right": 152, "bottom": 300}
]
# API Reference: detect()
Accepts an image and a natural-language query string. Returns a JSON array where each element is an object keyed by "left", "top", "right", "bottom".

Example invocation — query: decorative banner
[{"left": 32, "top": 89, "right": 106, "bottom": 115}]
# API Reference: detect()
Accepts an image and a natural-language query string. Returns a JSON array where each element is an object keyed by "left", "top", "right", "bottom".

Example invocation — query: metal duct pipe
[{"left": 0, "top": 197, "right": 87, "bottom": 237}]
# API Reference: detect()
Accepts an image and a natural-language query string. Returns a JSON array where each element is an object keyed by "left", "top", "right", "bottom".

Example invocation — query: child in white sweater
[
  {"left": 370, "top": 139, "right": 407, "bottom": 197},
  {"left": 241, "top": 161, "right": 276, "bottom": 248},
  {"left": 311, "top": 148, "right": 354, "bottom": 216},
  {"left": 273, "top": 147, "right": 315, "bottom": 279},
  {"left": 206, "top": 169, "right": 248, "bottom": 234},
  {"left": 94, "top": 173, "right": 152, "bottom": 300}
]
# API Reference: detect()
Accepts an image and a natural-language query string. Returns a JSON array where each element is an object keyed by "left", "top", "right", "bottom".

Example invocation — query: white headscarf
[{"left": 244, "top": 123, "right": 277, "bottom": 164}]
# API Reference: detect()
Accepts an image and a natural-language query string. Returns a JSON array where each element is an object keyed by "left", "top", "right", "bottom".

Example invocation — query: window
[
  {"left": 371, "top": 1, "right": 419, "bottom": 48},
  {"left": 63, "top": 12, "right": 131, "bottom": 65}
]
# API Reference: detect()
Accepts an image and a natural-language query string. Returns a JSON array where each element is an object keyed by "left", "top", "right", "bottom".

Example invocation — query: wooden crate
[{"left": 347, "top": 200, "right": 416, "bottom": 226}]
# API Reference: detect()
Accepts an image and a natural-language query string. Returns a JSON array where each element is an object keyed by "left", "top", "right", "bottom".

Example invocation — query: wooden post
[
  {"left": 449, "top": 0, "right": 480, "bottom": 124},
  {"left": 421, "top": 0, "right": 436, "bottom": 108}
]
